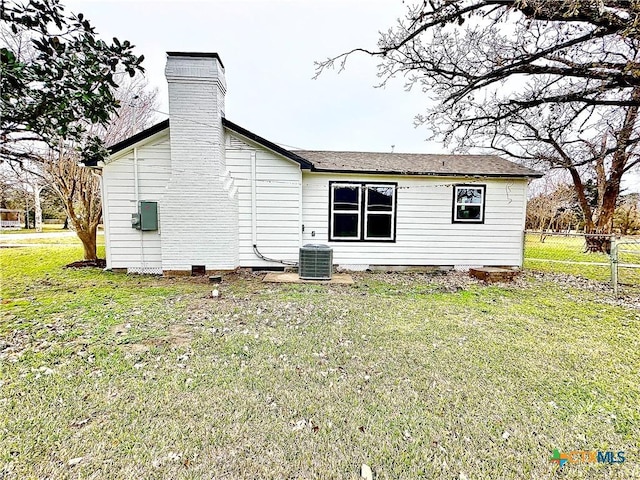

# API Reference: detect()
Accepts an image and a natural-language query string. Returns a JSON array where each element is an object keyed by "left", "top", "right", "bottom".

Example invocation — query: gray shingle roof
[
  {"left": 294, "top": 150, "right": 542, "bottom": 178},
  {"left": 97, "top": 118, "right": 543, "bottom": 179}
]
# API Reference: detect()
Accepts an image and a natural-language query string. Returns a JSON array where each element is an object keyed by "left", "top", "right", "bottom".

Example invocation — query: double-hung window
[
  {"left": 331, "top": 183, "right": 361, "bottom": 240},
  {"left": 329, "top": 182, "right": 396, "bottom": 241},
  {"left": 452, "top": 184, "right": 485, "bottom": 223}
]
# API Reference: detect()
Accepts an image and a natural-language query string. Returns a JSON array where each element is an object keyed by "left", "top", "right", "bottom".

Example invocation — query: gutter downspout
[
  {"left": 250, "top": 151, "right": 257, "bottom": 248},
  {"left": 299, "top": 171, "right": 304, "bottom": 248},
  {"left": 520, "top": 179, "right": 528, "bottom": 268},
  {"left": 134, "top": 147, "right": 145, "bottom": 271}
]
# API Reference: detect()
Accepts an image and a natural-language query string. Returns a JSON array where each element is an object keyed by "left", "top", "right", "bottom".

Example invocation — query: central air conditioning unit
[{"left": 299, "top": 244, "right": 333, "bottom": 280}]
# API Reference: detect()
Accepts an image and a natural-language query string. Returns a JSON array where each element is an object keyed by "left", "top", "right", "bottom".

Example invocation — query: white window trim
[
  {"left": 330, "top": 183, "right": 362, "bottom": 240},
  {"left": 453, "top": 185, "right": 485, "bottom": 223},
  {"left": 363, "top": 184, "right": 396, "bottom": 241}
]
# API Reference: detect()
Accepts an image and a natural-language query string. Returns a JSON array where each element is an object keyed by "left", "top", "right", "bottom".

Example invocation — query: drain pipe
[
  {"left": 250, "top": 151, "right": 257, "bottom": 247},
  {"left": 134, "top": 147, "right": 145, "bottom": 272}
]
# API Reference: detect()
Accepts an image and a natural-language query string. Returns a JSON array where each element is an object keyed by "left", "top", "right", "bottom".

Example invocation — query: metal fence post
[{"left": 611, "top": 237, "right": 618, "bottom": 297}]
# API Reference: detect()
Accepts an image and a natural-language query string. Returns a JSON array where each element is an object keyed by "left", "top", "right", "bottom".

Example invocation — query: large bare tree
[
  {"left": 45, "top": 148, "right": 102, "bottom": 259},
  {"left": 2, "top": 75, "right": 157, "bottom": 260},
  {"left": 40, "top": 77, "right": 158, "bottom": 260},
  {"left": 316, "top": 0, "right": 640, "bottom": 250}
]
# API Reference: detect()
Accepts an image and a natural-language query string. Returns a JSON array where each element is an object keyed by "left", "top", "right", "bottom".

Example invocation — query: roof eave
[
  {"left": 84, "top": 119, "right": 171, "bottom": 167},
  {"left": 308, "top": 167, "right": 544, "bottom": 178}
]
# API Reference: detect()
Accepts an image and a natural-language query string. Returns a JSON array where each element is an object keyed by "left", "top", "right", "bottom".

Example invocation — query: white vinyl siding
[
  {"left": 102, "top": 133, "right": 171, "bottom": 271},
  {"left": 303, "top": 172, "right": 528, "bottom": 267},
  {"left": 101, "top": 129, "right": 529, "bottom": 271},
  {"left": 225, "top": 132, "right": 301, "bottom": 266}
]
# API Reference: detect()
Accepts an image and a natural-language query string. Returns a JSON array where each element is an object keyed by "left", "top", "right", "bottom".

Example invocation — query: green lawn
[
  {"left": 524, "top": 233, "right": 640, "bottom": 286},
  {"left": 0, "top": 232, "right": 104, "bottom": 245},
  {"left": 524, "top": 233, "right": 611, "bottom": 264},
  {"left": 1, "top": 246, "right": 639, "bottom": 479},
  {"left": 0, "top": 224, "right": 68, "bottom": 234}
]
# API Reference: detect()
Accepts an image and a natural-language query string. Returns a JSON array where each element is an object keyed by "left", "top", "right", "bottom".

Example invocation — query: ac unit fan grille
[{"left": 299, "top": 244, "right": 333, "bottom": 280}]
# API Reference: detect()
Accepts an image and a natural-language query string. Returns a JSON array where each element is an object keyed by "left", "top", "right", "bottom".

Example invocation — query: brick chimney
[{"left": 161, "top": 52, "right": 238, "bottom": 271}]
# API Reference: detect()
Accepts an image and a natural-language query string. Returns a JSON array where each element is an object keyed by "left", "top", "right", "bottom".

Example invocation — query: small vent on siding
[{"left": 191, "top": 265, "right": 206, "bottom": 276}]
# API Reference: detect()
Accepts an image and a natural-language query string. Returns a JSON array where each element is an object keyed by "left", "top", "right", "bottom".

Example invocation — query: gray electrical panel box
[{"left": 131, "top": 201, "right": 158, "bottom": 231}]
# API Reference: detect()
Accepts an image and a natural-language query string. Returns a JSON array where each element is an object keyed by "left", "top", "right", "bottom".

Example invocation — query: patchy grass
[
  {"left": 524, "top": 258, "right": 612, "bottom": 282},
  {"left": 1, "top": 247, "right": 639, "bottom": 479},
  {"left": 617, "top": 241, "right": 640, "bottom": 288}
]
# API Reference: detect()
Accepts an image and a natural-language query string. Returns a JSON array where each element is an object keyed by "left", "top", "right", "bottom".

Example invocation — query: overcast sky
[
  {"left": 66, "top": 0, "right": 437, "bottom": 154},
  {"left": 65, "top": 0, "right": 639, "bottom": 192}
]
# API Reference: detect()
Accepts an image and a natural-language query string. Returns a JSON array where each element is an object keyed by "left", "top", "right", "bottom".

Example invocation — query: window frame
[
  {"left": 452, "top": 184, "right": 486, "bottom": 224},
  {"left": 329, "top": 182, "right": 362, "bottom": 241},
  {"left": 329, "top": 181, "right": 397, "bottom": 242}
]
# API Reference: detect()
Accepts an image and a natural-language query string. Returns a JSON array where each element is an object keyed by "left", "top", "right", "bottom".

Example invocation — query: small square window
[{"left": 453, "top": 185, "right": 485, "bottom": 223}]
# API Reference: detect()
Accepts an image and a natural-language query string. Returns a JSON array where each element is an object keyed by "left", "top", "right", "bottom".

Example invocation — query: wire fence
[
  {"left": 613, "top": 239, "right": 640, "bottom": 296},
  {"left": 523, "top": 231, "right": 640, "bottom": 296}
]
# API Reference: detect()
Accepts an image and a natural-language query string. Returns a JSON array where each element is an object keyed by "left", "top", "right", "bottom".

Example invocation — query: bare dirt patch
[
  {"left": 64, "top": 259, "right": 106, "bottom": 269},
  {"left": 168, "top": 324, "right": 193, "bottom": 347},
  {"left": 123, "top": 343, "right": 151, "bottom": 355},
  {"left": 121, "top": 324, "right": 194, "bottom": 355}
]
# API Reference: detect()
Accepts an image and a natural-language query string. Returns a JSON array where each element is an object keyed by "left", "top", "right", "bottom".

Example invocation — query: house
[
  {"left": 0, "top": 209, "right": 23, "bottom": 230},
  {"left": 85, "top": 52, "right": 542, "bottom": 275}
]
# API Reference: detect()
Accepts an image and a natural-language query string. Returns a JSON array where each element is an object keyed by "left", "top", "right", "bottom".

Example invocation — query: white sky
[
  {"left": 65, "top": 0, "right": 639, "bottom": 192},
  {"left": 66, "top": 0, "right": 439, "bottom": 154}
]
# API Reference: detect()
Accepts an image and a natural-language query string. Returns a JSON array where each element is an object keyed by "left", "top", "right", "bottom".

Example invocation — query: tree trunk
[
  {"left": 567, "top": 167, "right": 594, "bottom": 232},
  {"left": 34, "top": 185, "right": 43, "bottom": 232},
  {"left": 586, "top": 87, "right": 640, "bottom": 252},
  {"left": 24, "top": 193, "right": 30, "bottom": 229},
  {"left": 76, "top": 227, "right": 98, "bottom": 261},
  {"left": 584, "top": 235, "right": 611, "bottom": 254}
]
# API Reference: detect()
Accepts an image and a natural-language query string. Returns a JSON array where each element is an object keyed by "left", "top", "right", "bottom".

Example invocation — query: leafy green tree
[
  {"left": 1, "top": 0, "right": 144, "bottom": 165},
  {"left": 1, "top": 0, "right": 149, "bottom": 259}
]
